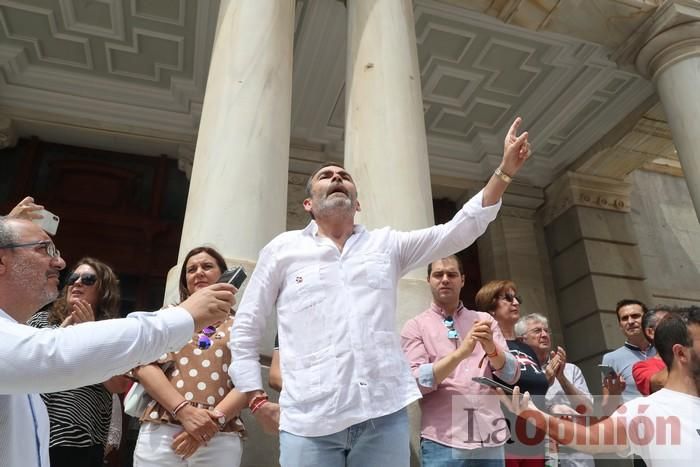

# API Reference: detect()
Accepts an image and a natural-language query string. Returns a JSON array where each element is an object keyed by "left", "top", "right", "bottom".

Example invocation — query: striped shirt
[{"left": 28, "top": 311, "right": 112, "bottom": 448}]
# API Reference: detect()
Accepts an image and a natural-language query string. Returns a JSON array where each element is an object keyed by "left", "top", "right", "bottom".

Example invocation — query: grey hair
[
  {"left": 0, "top": 216, "right": 19, "bottom": 247},
  {"left": 515, "top": 312, "right": 549, "bottom": 337}
]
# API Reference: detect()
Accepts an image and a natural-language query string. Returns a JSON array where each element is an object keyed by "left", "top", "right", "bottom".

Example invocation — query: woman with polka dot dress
[{"left": 133, "top": 246, "right": 246, "bottom": 466}]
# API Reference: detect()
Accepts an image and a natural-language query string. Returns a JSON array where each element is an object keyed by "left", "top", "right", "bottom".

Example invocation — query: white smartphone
[
  {"left": 598, "top": 364, "right": 617, "bottom": 377},
  {"left": 32, "top": 208, "right": 59, "bottom": 235}
]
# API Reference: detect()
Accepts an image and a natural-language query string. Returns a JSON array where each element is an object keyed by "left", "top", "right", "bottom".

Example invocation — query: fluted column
[
  {"left": 176, "top": 0, "right": 294, "bottom": 264},
  {"left": 344, "top": 0, "right": 434, "bottom": 245},
  {"left": 636, "top": 15, "right": 700, "bottom": 221}
]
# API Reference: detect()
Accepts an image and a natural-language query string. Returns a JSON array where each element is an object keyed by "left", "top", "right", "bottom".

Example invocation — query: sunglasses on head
[
  {"left": 197, "top": 326, "right": 217, "bottom": 350},
  {"left": 499, "top": 292, "right": 522, "bottom": 304},
  {"left": 67, "top": 272, "right": 97, "bottom": 286}
]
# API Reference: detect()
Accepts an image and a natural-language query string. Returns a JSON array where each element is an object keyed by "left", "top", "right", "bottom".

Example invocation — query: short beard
[
  {"left": 314, "top": 194, "right": 354, "bottom": 219},
  {"left": 10, "top": 260, "right": 58, "bottom": 312}
]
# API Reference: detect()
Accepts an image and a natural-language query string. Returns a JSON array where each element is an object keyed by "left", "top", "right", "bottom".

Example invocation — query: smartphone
[
  {"left": 32, "top": 208, "right": 59, "bottom": 235},
  {"left": 598, "top": 364, "right": 617, "bottom": 377},
  {"left": 217, "top": 266, "right": 247, "bottom": 289},
  {"left": 472, "top": 376, "right": 514, "bottom": 395}
]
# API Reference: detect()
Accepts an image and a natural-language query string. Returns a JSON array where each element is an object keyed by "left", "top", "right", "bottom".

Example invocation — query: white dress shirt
[
  {"left": 0, "top": 307, "right": 195, "bottom": 467},
  {"left": 229, "top": 190, "right": 500, "bottom": 436}
]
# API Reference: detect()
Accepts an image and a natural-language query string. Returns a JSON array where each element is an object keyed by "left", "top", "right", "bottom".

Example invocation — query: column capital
[
  {"left": 614, "top": 0, "right": 700, "bottom": 76},
  {"left": 541, "top": 172, "right": 632, "bottom": 226}
]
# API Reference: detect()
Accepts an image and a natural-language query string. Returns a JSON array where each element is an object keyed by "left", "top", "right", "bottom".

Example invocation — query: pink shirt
[{"left": 401, "top": 303, "right": 519, "bottom": 449}]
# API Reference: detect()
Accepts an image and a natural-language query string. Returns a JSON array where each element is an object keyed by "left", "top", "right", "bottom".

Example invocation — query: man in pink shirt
[{"left": 401, "top": 255, "right": 519, "bottom": 466}]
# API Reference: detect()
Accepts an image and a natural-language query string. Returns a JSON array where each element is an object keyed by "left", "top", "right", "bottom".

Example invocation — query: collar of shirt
[
  {"left": 429, "top": 301, "right": 465, "bottom": 320},
  {"left": 624, "top": 341, "right": 654, "bottom": 357},
  {"left": 303, "top": 220, "right": 366, "bottom": 238}
]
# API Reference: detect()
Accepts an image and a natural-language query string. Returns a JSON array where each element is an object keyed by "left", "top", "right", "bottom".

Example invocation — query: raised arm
[{"left": 482, "top": 117, "right": 531, "bottom": 207}]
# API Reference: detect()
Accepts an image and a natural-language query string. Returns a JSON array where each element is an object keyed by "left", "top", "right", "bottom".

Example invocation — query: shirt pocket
[
  {"left": 288, "top": 264, "right": 327, "bottom": 309},
  {"left": 283, "top": 345, "right": 337, "bottom": 404},
  {"left": 362, "top": 253, "right": 392, "bottom": 289}
]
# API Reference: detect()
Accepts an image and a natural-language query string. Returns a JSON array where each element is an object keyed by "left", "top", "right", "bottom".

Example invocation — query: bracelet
[
  {"left": 171, "top": 400, "right": 190, "bottom": 418},
  {"left": 494, "top": 167, "right": 512, "bottom": 184},
  {"left": 250, "top": 398, "right": 268, "bottom": 414},
  {"left": 486, "top": 348, "right": 499, "bottom": 358},
  {"left": 248, "top": 393, "right": 269, "bottom": 413}
]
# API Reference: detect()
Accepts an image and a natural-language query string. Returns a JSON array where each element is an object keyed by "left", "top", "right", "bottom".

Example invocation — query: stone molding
[
  {"left": 542, "top": 172, "right": 632, "bottom": 226},
  {"left": 637, "top": 22, "right": 700, "bottom": 79}
]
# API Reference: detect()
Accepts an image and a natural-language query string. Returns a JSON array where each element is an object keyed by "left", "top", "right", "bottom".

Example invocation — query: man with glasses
[
  {"left": 0, "top": 216, "right": 236, "bottom": 467},
  {"left": 229, "top": 117, "right": 532, "bottom": 467},
  {"left": 401, "top": 255, "right": 518, "bottom": 466},
  {"left": 516, "top": 313, "right": 594, "bottom": 467}
]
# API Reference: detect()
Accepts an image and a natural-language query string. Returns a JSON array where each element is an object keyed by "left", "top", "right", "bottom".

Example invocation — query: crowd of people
[{"left": 1, "top": 116, "right": 698, "bottom": 467}]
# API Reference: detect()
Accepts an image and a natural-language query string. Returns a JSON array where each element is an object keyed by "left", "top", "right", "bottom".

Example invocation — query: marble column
[
  {"left": 166, "top": 0, "right": 294, "bottom": 298},
  {"left": 166, "top": 3, "right": 294, "bottom": 466},
  {"left": 542, "top": 172, "right": 650, "bottom": 387},
  {"left": 344, "top": 3, "right": 434, "bottom": 464},
  {"left": 636, "top": 17, "right": 700, "bottom": 221},
  {"left": 344, "top": 0, "right": 434, "bottom": 245}
]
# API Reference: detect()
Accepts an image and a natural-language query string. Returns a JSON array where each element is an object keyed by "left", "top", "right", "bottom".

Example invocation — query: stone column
[
  {"left": 635, "top": 6, "right": 700, "bottom": 221},
  {"left": 542, "top": 172, "right": 651, "bottom": 386},
  {"left": 344, "top": 0, "right": 434, "bottom": 247},
  {"left": 344, "top": 3, "right": 434, "bottom": 464},
  {"left": 475, "top": 184, "right": 562, "bottom": 335},
  {"left": 166, "top": 2, "right": 294, "bottom": 466}
]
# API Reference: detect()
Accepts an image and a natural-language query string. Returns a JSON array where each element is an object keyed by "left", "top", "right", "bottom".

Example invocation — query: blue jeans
[
  {"left": 279, "top": 408, "right": 409, "bottom": 467},
  {"left": 421, "top": 438, "right": 505, "bottom": 467}
]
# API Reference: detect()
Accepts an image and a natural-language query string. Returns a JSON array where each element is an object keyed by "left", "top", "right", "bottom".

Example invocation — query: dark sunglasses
[
  {"left": 67, "top": 272, "right": 97, "bottom": 286},
  {"left": 443, "top": 316, "right": 459, "bottom": 340},
  {"left": 499, "top": 292, "right": 522, "bottom": 304},
  {"left": 197, "top": 325, "right": 217, "bottom": 350}
]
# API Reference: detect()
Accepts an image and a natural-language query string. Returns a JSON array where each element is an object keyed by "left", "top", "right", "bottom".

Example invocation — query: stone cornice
[{"left": 541, "top": 172, "right": 632, "bottom": 226}]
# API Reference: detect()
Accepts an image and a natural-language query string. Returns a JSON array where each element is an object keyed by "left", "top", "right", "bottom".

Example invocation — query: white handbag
[{"left": 123, "top": 382, "right": 151, "bottom": 418}]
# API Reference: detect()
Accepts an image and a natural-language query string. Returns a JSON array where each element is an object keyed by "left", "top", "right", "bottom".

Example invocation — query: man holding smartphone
[
  {"left": 401, "top": 255, "right": 518, "bottom": 466},
  {"left": 0, "top": 217, "right": 236, "bottom": 467},
  {"left": 600, "top": 299, "right": 657, "bottom": 415},
  {"left": 229, "top": 118, "right": 532, "bottom": 467}
]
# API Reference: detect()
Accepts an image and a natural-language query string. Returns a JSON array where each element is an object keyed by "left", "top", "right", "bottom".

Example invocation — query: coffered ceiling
[{"left": 0, "top": 0, "right": 672, "bottom": 189}]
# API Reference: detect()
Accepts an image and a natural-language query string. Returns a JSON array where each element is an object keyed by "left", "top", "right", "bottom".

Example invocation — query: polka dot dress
[{"left": 138, "top": 315, "right": 246, "bottom": 436}]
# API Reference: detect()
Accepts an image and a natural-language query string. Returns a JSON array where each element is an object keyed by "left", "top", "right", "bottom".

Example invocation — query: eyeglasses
[
  {"left": 526, "top": 327, "right": 550, "bottom": 336},
  {"left": 0, "top": 240, "right": 61, "bottom": 258},
  {"left": 197, "top": 325, "right": 217, "bottom": 350},
  {"left": 499, "top": 292, "right": 522, "bottom": 304},
  {"left": 443, "top": 316, "right": 459, "bottom": 340},
  {"left": 67, "top": 272, "right": 98, "bottom": 287}
]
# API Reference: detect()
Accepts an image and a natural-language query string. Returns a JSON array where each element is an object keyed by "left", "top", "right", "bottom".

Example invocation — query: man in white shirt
[
  {"left": 506, "top": 307, "right": 700, "bottom": 467},
  {"left": 0, "top": 217, "right": 236, "bottom": 467},
  {"left": 229, "top": 118, "right": 532, "bottom": 467}
]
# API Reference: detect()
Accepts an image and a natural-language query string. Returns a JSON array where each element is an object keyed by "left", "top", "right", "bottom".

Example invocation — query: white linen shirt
[
  {"left": 229, "top": 189, "right": 500, "bottom": 436},
  {"left": 0, "top": 307, "right": 195, "bottom": 467}
]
